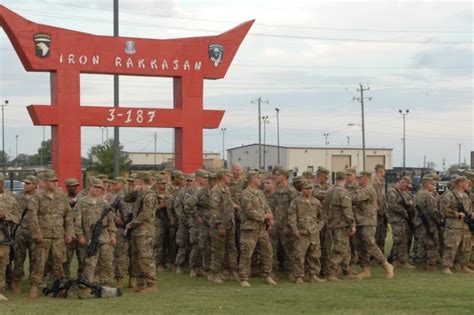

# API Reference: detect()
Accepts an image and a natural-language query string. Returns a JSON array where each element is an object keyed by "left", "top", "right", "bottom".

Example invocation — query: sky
[{"left": 0, "top": 0, "right": 472, "bottom": 170}]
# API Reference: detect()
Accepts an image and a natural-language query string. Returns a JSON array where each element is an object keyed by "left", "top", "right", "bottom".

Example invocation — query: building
[
  {"left": 227, "top": 144, "right": 393, "bottom": 174},
  {"left": 126, "top": 152, "right": 223, "bottom": 171}
]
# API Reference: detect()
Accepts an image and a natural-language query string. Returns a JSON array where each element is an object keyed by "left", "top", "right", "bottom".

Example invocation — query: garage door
[
  {"left": 367, "top": 155, "right": 385, "bottom": 172},
  {"left": 331, "top": 155, "right": 351, "bottom": 172}
]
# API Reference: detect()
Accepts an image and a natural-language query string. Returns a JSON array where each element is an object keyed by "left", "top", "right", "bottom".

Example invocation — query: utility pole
[
  {"left": 40, "top": 126, "right": 45, "bottom": 166},
  {"left": 275, "top": 108, "right": 280, "bottom": 164},
  {"left": 154, "top": 132, "right": 157, "bottom": 167},
  {"left": 353, "top": 84, "right": 371, "bottom": 171},
  {"left": 15, "top": 135, "right": 18, "bottom": 167},
  {"left": 346, "top": 136, "right": 351, "bottom": 146},
  {"left": 399, "top": 109, "right": 409, "bottom": 169},
  {"left": 323, "top": 133, "right": 329, "bottom": 168},
  {"left": 1, "top": 100, "right": 8, "bottom": 173},
  {"left": 221, "top": 128, "right": 226, "bottom": 161},
  {"left": 113, "top": 0, "right": 120, "bottom": 177},
  {"left": 251, "top": 97, "right": 269, "bottom": 170},
  {"left": 262, "top": 116, "right": 269, "bottom": 171},
  {"left": 457, "top": 143, "right": 462, "bottom": 166}
]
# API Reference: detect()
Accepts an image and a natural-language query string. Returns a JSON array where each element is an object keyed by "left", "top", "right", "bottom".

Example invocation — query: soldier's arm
[
  {"left": 341, "top": 193, "right": 355, "bottom": 226},
  {"left": 73, "top": 200, "right": 83, "bottom": 239},
  {"left": 26, "top": 196, "right": 42, "bottom": 240},
  {"left": 240, "top": 192, "right": 265, "bottom": 222},
  {"left": 3, "top": 197, "right": 20, "bottom": 224},
  {"left": 63, "top": 200, "right": 74, "bottom": 239},
  {"left": 209, "top": 189, "right": 223, "bottom": 229},
  {"left": 106, "top": 210, "right": 117, "bottom": 236},
  {"left": 184, "top": 191, "right": 199, "bottom": 216},
  {"left": 387, "top": 190, "right": 407, "bottom": 217},
  {"left": 440, "top": 193, "right": 459, "bottom": 218},
  {"left": 287, "top": 199, "right": 298, "bottom": 234}
]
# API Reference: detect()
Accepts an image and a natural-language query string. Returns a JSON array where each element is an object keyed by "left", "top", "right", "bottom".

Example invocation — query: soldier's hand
[
  {"left": 110, "top": 235, "right": 117, "bottom": 246},
  {"left": 471, "top": 212, "right": 474, "bottom": 220},
  {"left": 78, "top": 236, "right": 87, "bottom": 246},
  {"left": 0, "top": 209, "right": 5, "bottom": 219},
  {"left": 294, "top": 232, "right": 300, "bottom": 240},
  {"left": 349, "top": 226, "right": 356, "bottom": 236},
  {"left": 65, "top": 236, "right": 73, "bottom": 244},
  {"left": 115, "top": 217, "right": 124, "bottom": 226},
  {"left": 218, "top": 227, "right": 226, "bottom": 237},
  {"left": 264, "top": 213, "right": 274, "bottom": 221},
  {"left": 458, "top": 212, "right": 466, "bottom": 219},
  {"left": 34, "top": 235, "right": 44, "bottom": 244},
  {"left": 233, "top": 203, "right": 240, "bottom": 210},
  {"left": 125, "top": 223, "right": 133, "bottom": 230}
]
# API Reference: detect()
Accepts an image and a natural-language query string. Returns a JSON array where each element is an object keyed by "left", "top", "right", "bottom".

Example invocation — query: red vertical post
[
  {"left": 50, "top": 70, "right": 82, "bottom": 188},
  {"left": 173, "top": 74, "right": 204, "bottom": 173}
]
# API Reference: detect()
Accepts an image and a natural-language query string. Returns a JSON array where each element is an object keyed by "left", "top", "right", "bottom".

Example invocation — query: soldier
[
  {"left": 262, "top": 178, "right": 279, "bottom": 271},
  {"left": 345, "top": 168, "right": 360, "bottom": 268},
  {"left": 372, "top": 164, "right": 388, "bottom": 253},
  {"left": 166, "top": 170, "right": 184, "bottom": 270},
  {"left": 325, "top": 172, "right": 360, "bottom": 281},
  {"left": 125, "top": 171, "right": 158, "bottom": 293},
  {"left": 63, "top": 177, "right": 84, "bottom": 279},
  {"left": 11, "top": 175, "right": 38, "bottom": 293},
  {"left": 209, "top": 169, "right": 238, "bottom": 284},
  {"left": 313, "top": 166, "right": 332, "bottom": 278},
  {"left": 387, "top": 176, "right": 416, "bottom": 269},
  {"left": 229, "top": 162, "right": 245, "bottom": 258},
  {"left": 27, "top": 171, "right": 74, "bottom": 298},
  {"left": 239, "top": 171, "right": 277, "bottom": 287},
  {"left": 272, "top": 165, "right": 299, "bottom": 280},
  {"left": 174, "top": 174, "right": 196, "bottom": 274},
  {"left": 0, "top": 173, "right": 20, "bottom": 300},
  {"left": 414, "top": 175, "right": 440, "bottom": 271},
  {"left": 353, "top": 171, "right": 394, "bottom": 279},
  {"left": 96, "top": 174, "right": 113, "bottom": 203},
  {"left": 185, "top": 169, "right": 210, "bottom": 277},
  {"left": 154, "top": 176, "right": 173, "bottom": 272},
  {"left": 292, "top": 176, "right": 304, "bottom": 192},
  {"left": 288, "top": 181, "right": 325, "bottom": 284},
  {"left": 440, "top": 176, "right": 473, "bottom": 274},
  {"left": 75, "top": 178, "right": 117, "bottom": 296}
]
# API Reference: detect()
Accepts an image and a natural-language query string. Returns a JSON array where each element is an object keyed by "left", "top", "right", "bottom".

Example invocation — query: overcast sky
[{"left": 0, "top": 0, "right": 472, "bottom": 170}]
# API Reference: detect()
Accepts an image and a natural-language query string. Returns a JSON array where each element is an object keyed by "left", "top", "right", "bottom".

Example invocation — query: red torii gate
[{"left": 0, "top": 5, "right": 253, "bottom": 186}]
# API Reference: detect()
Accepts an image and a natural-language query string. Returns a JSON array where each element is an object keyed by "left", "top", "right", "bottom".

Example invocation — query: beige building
[
  {"left": 227, "top": 144, "right": 393, "bottom": 174},
  {"left": 125, "top": 151, "right": 223, "bottom": 171}
]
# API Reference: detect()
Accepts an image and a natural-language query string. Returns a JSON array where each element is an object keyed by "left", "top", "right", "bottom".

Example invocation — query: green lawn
[{"left": 3, "top": 266, "right": 474, "bottom": 315}]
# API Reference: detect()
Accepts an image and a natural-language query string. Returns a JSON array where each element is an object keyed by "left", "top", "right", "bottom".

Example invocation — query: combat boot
[
  {"left": 212, "top": 273, "right": 224, "bottom": 284},
  {"left": 230, "top": 271, "right": 240, "bottom": 282},
  {"left": 139, "top": 286, "right": 158, "bottom": 294},
  {"left": 345, "top": 273, "right": 362, "bottom": 280},
  {"left": 287, "top": 272, "right": 295, "bottom": 282},
  {"left": 265, "top": 276, "right": 277, "bottom": 285},
  {"left": 327, "top": 276, "right": 339, "bottom": 282},
  {"left": 383, "top": 261, "right": 394, "bottom": 279},
  {"left": 12, "top": 280, "right": 22, "bottom": 293},
  {"left": 176, "top": 266, "right": 184, "bottom": 275},
  {"left": 207, "top": 273, "right": 214, "bottom": 282},
  {"left": 461, "top": 266, "right": 474, "bottom": 273},
  {"left": 401, "top": 262, "right": 416, "bottom": 270},
  {"left": 189, "top": 268, "right": 198, "bottom": 277},
  {"left": 240, "top": 280, "right": 251, "bottom": 287},
  {"left": 295, "top": 277, "right": 304, "bottom": 284},
  {"left": 0, "top": 293, "right": 8, "bottom": 301},
  {"left": 29, "top": 285, "right": 39, "bottom": 299},
  {"left": 425, "top": 265, "right": 437, "bottom": 272},
  {"left": 442, "top": 267, "right": 453, "bottom": 274},
  {"left": 359, "top": 267, "right": 372, "bottom": 279},
  {"left": 115, "top": 278, "right": 123, "bottom": 289},
  {"left": 310, "top": 275, "right": 326, "bottom": 283},
  {"left": 128, "top": 277, "right": 137, "bottom": 289}
]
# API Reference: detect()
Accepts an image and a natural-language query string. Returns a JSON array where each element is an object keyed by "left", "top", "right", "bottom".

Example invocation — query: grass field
[{"left": 2, "top": 265, "right": 474, "bottom": 315}]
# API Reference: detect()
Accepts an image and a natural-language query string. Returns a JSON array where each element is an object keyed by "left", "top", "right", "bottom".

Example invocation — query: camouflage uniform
[
  {"left": 264, "top": 189, "right": 279, "bottom": 270},
  {"left": 27, "top": 189, "right": 74, "bottom": 286},
  {"left": 209, "top": 183, "right": 237, "bottom": 277},
  {"left": 414, "top": 187, "right": 440, "bottom": 267},
  {"left": 74, "top": 195, "right": 116, "bottom": 285},
  {"left": 166, "top": 182, "right": 181, "bottom": 267},
  {"left": 239, "top": 186, "right": 273, "bottom": 281},
  {"left": 313, "top": 182, "right": 332, "bottom": 277},
  {"left": 12, "top": 191, "right": 36, "bottom": 284},
  {"left": 273, "top": 184, "right": 299, "bottom": 274},
  {"left": 229, "top": 176, "right": 245, "bottom": 257},
  {"left": 127, "top": 187, "right": 158, "bottom": 289},
  {"left": 387, "top": 187, "right": 414, "bottom": 264},
  {"left": 63, "top": 192, "right": 84, "bottom": 279},
  {"left": 0, "top": 189, "right": 20, "bottom": 293},
  {"left": 175, "top": 184, "right": 196, "bottom": 269},
  {"left": 154, "top": 189, "right": 173, "bottom": 267},
  {"left": 345, "top": 183, "right": 360, "bottom": 266},
  {"left": 288, "top": 194, "right": 324, "bottom": 279},
  {"left": 325, "top": 184, "right": 355, "bottom": 277},
  {"left": 440, "top": 189, "right": 472, "bottom": 268},
  {"left": 372, "top": 176, "right": 388, "bottom": 252}
]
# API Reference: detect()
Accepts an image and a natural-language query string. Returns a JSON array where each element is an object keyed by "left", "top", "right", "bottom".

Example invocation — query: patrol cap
[
  {"left": 292, "top": 176, "right": 303, "bottom": 184},
  {"left": 216, "top": 169, "right": 231, "bottom": 180},
  {"left": 421, "top": 175, "right": 435, "bottom": 184},
  {"left": 247, "top": 170, "right": 260, "bottom": 181},
  {"left": 208, "top": 172, "right": 217, "bottom": 180},
  {"left": 401, "top": 176, "right": 413, "bottom": 188},
  {"left": 127, "top": 173, "right": 137, "bottom": 182},
  {"left": 90, "top": 177, "right": 105, "bottom": 189},
  {"left": 453, "top": 176, "right": 468, "bottom": 185},
  {"left": 195, "top": 169, "right": 209, "bottom": 178},
  {"left": 335, "top": 171, "right": 346, "bottom": 180},
  {"left": 156, "top": 176, "right": 168, "bottom": 184},
  {"left": 272, "top": 165, "right": 289, "bottom": 177},
  {"left": 360, "top": 171, "right": 372, "bottom": 178},
  {"left": 302, "top": 171, "right": 314, "bottom": 179},
  {"left": 38, "top": 169, "right": 55, "bottom": 181},
  {"left": 172, "top": 170, "right": 185, "bottom": 180},
  {"left": 64, "top": 178, "right": 79, "bottom": 187},
  {"left": 44, "top": 171, "right": 59, "bottom": 181},
  {"left": 375, "top": 164, "right": 385, "bottom": 171},
  {"left": 303, "top": 182, "right": 314, "bottom": 189},
  {"left": 113, "top": 176, "right": 127, "bottom": 185},
  {"left": 135, "top": 171, "right": 152, "bottom": 182},
  {"left": 463, "top": 171, "right": 474, "bottom": 181},
  {"left": 346, "top": 168, "right": 356, "bottom": 175},
  {"left": 317, "top": 166, "right": 330, "bottom": 176},
  {"left": 96, "top": 174, "right": 109, "bottom": 182},
  {"left": 185, "top": 174, "right": 195, "bottom": 181}
]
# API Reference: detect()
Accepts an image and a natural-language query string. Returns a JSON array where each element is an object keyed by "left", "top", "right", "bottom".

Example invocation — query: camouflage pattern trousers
[
  {"left": 0, "top": 245, "right": 10, "bottom": 292},
  {"left": 131, "top": 235, "right": 156, "bottom": 287},
  {"left": 416, "top": 224, "right": 439, "bottom": 266},
  {"left": 442, "top": 226, "right": 471, "bottom": 268},
  {"left": 199, "top": 224, "right": 211, "bottom": 272},
  {"left": 375, "top": 212, "right": 388, "bottom": 253},
  {"left": 63, "top": 240, "right": 85, "bottom": 279},
  {"left": 355, "top": 225, "right": 386, "bottom": 267},
  {"left": 210, "top": 227, "right": 237, "bottom": 275},
  {"left": 294, "top": 232, "right": 321, "bottom": 279},
  {"left": 175, "top": 222, "right": 190, "bottom": 267},
  {"left": 238, "top": 227, "right": 273, "bottom": 281},
  {"left": 189, "top": 224, "right": 202, "bottom": 269},
  {"left": 276, "top": 227, "right": 295, "bottom": 274},
  {"left": 328, "top": 228, "right": 352, "bottom": 277},
  {"left": 391, "top": 221, "right": 413, "bottom": 264},
  {"left": 319, "top": 225, "right": 332, "bottom": 276},
  {"left": 12, "top": 231, "right": 36, "bottom": 282},
  {"left": 30, "top": 238, "right": 65, "bottom": 286},
  {"left": 83, "top": 243, "right": 114, "bottom": 286},
  {"left": 114, "top": 231, "right": 133, "bottom": 279},
  {"left": 153, "top": 219, "right": 166, "bottom": 266}
]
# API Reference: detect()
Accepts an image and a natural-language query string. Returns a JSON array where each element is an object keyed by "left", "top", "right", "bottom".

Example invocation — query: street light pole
[
  {"left": 346, "top": 136, "right": 351, "bottom": 146},
  {"left": 262, "top": 116, "right": 269, "bottom": 171},
  {"left": 323, "top": 133, "right": 329, "bottom": 168},
  {"left": 251, "top": 97, "right": 269, "bottom": 170},
  {"left": 113, "top": 0, "right": 120, "bottom": 177},
  {"left": 457, "top": 143, "right": 462, "bottom": 166},
  {"left": 275, "top": 108, "right": 280, "bottom": 165},
  {"left": 221, "top": 128, "right": 226, "bottom": 161},
  {"left": 399, "top": 109, "right": 409, "bottom": 169},
  {"left": 1, "top": 100, "right": 8, "bottom": 173},
  {"left": 15, "top": 135, "right": 18, "bottom": 167},
  {"left": 353, "top": 84, "right": 371, "bottom": 171}
]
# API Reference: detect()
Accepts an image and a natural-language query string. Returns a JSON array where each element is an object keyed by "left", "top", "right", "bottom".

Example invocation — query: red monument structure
[{"left": 0, "top": 5, "right": 253, "bottom": 185}]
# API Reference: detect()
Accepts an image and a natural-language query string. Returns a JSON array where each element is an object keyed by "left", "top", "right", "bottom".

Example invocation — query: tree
[
  {"left": 29, "top": 139, "right": 51, "bottom": 166},
  {"left": 447, "top": 163, "right": 470, "bottom": 174},
  {"left": 0, "top": 151, "right": 9, "bottom": 166},
  {"left": 88, "top": 139, "right": 131, "bottom": 176}
]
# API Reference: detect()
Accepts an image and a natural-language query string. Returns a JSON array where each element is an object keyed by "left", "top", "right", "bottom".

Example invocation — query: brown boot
[
  {"left": 461, "top": 266, "right": 474, "bottom": 273},
  {"left": 138, "top": 286, "right": 158, "bottom": 294},
  {"left": 359, "top": 267, "right": 372, "bottom": 279},
  {"left": 29, "top": 285, "right": 39, "bottom": 299},
  {"left": 116, "top": 278, "right": 123, "bottom": 289},
  {"left": 383, "top": 261, "right": 394, "bottom": 279},
  {"left": 442, "top": 267, "right": 453, "bottom": 274},
  {"left": 401, "top": 262, "right": 416, "bottom": 270},
  {"left": 129, "top": 277, "right": 137, "bottom": 289},
  {"left": 12, "top": 280, "right": 22, "bottom": 294},
  {"left": 345, "top": 273, "right": 363, "bottom": 280}
]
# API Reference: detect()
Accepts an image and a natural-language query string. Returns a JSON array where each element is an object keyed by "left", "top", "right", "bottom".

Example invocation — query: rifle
[
  {"left": 12, "top": 206, "right": 29, "bottom": 238},
  {"left": 85, "top": 206, "right": 111, "bottom": 258},
  {"left": 77, "top": 277, "right": 122, "bottom": 298},
  {"left": 0, "top": 220, "right": 15, "bottom": 264},
  {"left": 394, "top": 188, "right": 416, "bottom": 232},
  {"left": 451, "top": 191, "right": 474, "bottom": 233},
  {"left": 415, "top": 205, "right": 436, "bottom": 239},
  {"left": 42, "top": 279, "right": 75, "bottom": 298}
]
